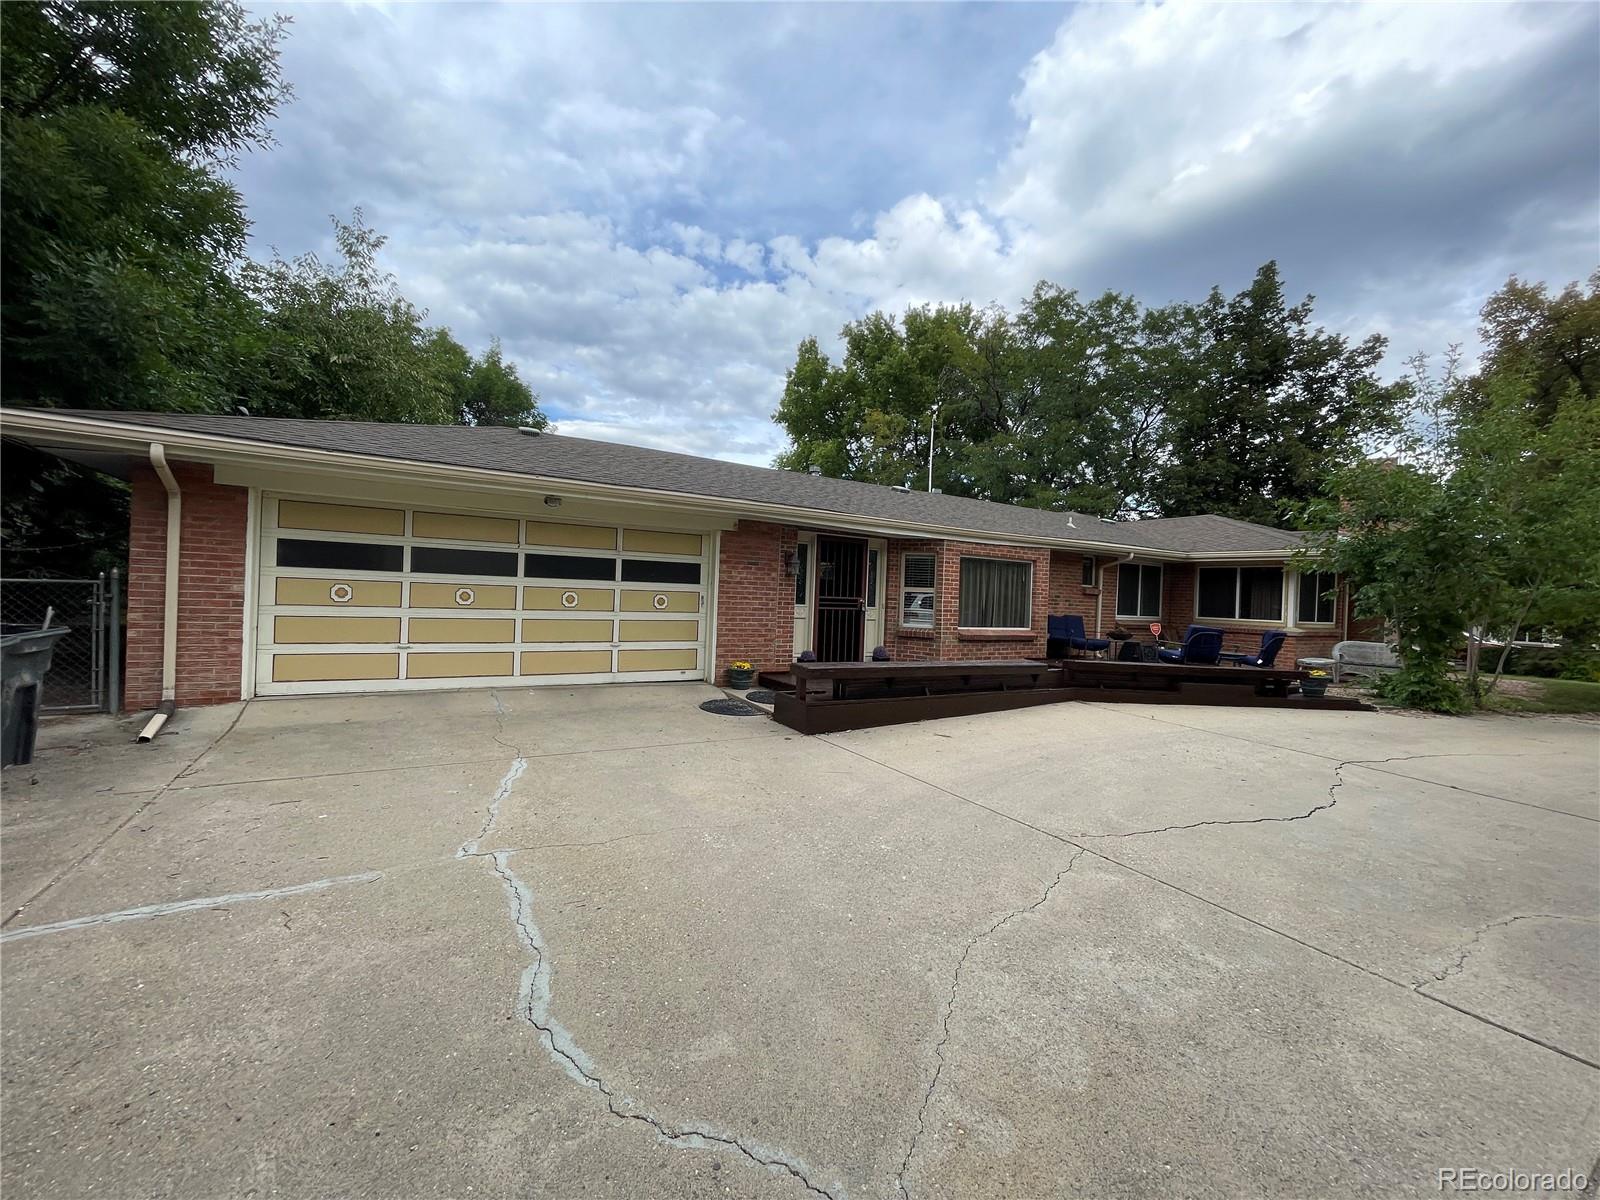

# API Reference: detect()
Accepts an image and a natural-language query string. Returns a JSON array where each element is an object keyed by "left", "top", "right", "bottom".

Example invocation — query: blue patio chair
[
  {"left": 1047, "top": 614, "right": 1110, "bottom": 659},
  {"left": 1219, "top": 629, "right": 1287, "bottom": 668},
  {"left": 1156, "top": 625, "right": 1224, "bottom": 666}
]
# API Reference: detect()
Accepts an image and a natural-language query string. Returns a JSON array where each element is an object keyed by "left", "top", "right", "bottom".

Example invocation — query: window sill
[
  {"left": 956, "top": 628, "right": 1036, "bottom": 641},
  {"left": 1081, "top": 586, "right": 1100, "bottom": 596},
  {"left": 1196, "top": 618, "right": 1290, "bottom": 629},
  {"left": 896, "top": 628, "right": 936, "bottom": 638},
  {"left": 1115, "top": 614, "right": 1159, "bottom": 623}
]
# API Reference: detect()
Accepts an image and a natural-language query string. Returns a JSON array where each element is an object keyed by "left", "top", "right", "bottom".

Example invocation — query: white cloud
[{"left": 236, "top": 0, "right": 1598, "bottom": 464}]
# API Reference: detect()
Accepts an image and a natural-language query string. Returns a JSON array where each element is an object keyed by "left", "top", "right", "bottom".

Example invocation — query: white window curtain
[{"left": 958, "top": 558, "right": 1031, "bottom": 628}]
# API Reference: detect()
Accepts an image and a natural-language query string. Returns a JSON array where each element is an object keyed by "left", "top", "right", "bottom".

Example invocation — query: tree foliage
[
  {"left": 1298, "top": 278, "right": 1600, "bottom": 712},
  {"left": 1, "top": 2, "right": 543, "bottom": 575},
  {"left": 774, "top": 263, "right": 1406, "bottom": 523},
  {"left": 1, "top": 0, "right": 288, "bottom": 413},
  {"left": 233, "top": 214, "right": 543, "bottom": 428}
]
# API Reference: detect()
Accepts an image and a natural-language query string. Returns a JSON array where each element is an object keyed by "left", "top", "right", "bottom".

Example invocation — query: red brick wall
[
  {"left": 1048, "top": 551, "right": 1104, "bottom": 632},
  {"left": 713, "top": 520, "right": 795, "bottom": 684},
  {"left": 125, "top": 462, "right": 249, "bottom": 711}
]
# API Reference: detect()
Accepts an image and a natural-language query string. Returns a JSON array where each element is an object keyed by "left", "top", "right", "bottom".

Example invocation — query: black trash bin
[{"left": 2, "top": 625, "right": 70, "bottom": 767}]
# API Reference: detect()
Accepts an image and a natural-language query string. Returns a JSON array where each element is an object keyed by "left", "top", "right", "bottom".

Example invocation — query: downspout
[{"left": 137, "top": 444, "right": 180, "bottom": 742}]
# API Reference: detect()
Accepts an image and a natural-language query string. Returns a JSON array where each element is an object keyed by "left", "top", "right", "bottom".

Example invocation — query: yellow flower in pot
[
  {"left": 1302, "top": 667, "right": 1330, "bottom": 698},
  {"left": 727, "top": 660, "right": 756, "bottom": 688}
]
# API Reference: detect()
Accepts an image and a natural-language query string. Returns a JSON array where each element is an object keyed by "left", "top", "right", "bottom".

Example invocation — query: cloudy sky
[{"left": 234, "top": 2, "right": 1599, "bottom": 465}]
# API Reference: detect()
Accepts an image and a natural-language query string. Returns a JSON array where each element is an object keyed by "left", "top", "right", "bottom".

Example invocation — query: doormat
[
  {"left": 699, "top": 697, "right": 763, "bottom": 717},
  {"left": 743, "top": 689, "right": 777, "bottom": 705}
]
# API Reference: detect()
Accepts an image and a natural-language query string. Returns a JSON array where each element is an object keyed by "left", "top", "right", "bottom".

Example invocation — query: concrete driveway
[{"left": 2, "top": 685, "right": 1596, "bottom": 1199}]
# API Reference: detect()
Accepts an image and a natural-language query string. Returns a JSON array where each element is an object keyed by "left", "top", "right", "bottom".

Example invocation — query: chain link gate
[{"left": 0, "top": 571, "right": 121, "bottom": 713}]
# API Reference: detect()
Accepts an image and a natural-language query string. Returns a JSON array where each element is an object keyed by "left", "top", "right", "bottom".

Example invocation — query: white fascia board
[{"left": 0, "top": 409, "right": 1303, "bottom": 562}]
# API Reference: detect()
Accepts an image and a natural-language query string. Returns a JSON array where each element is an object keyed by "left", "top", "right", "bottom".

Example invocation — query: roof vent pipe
[
  {"left": 138, "top": 443, "right": 181, "bottom": 742},
  {"left": 807, "top": 464, "right": 822, "bottom": 476},
  {"left": 890, "top": 484, "right": 912, "bottom": 493}
]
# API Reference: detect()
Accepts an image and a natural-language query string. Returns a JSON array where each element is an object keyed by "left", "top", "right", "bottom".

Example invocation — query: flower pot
[
  {"left": 1301, "top": 677, "right": 1329, "bottom": 698},
  {"left": 726, "top": 666, "right": 755, "bottom": 689}
]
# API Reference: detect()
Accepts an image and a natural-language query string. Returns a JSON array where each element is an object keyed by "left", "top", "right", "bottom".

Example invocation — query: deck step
[{"left": 756, "top": 671, "right": 796, "bottom": 692}]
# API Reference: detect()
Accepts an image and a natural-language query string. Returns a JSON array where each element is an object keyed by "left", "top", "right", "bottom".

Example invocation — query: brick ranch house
[{"left": 3, "top": 409, "right": 1363, "bottom": 712}]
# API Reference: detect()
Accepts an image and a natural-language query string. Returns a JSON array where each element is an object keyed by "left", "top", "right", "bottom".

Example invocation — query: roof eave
[{"left": 0, "top": 408, "right": 1309, "bottom": 562}]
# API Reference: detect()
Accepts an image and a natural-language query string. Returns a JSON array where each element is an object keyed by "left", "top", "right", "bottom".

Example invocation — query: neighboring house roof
[{"left": 6, "top": 409, "right": 1311, "bottom": 559}]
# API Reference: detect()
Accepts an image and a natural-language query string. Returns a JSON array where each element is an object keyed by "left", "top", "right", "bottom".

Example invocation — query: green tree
[
  {"left": 772, "top": 264, "right": 1408, "bottom": 523},
  {"left": 1299, "top": 278, "right": 1600, "bottom": 712},
  {"left": 1472, "top": 272, "right": 1600, "bottom": 422},
  {"left": 455, "top": 339, "right": 546, "bottom": 429},
  {"left": 0, "top": 5, "right": 545, "bottom": 576},
  {"left": 1, "top": 1, "right": 288, "bottom": 577},
  {"left": 233, "top": 215, "right": 543, "bottom": 428},
  {"left": 1, "top": 0, "right": 290, "bottom": 413},
  {"left": 1151, "top": 262, "right": 1407, "bottom": 524}
]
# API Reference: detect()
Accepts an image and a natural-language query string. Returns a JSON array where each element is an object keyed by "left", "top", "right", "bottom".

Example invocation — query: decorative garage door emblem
[
  {"left": 560, "top": 591, "right": 579, "bottom": 609},
  {"left": 329, "top": 583, "right": 353, "bottom": 604},
  {"left": 455, "top": 587, "right": 475, "bottom": 606},
  {"left": 653, "top": 593, "right": 669, "bottom": 610}
]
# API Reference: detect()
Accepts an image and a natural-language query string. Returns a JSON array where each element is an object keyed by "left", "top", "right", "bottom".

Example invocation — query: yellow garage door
[{"left": 255, "top": 495, "right": 708, "bottom": 696}]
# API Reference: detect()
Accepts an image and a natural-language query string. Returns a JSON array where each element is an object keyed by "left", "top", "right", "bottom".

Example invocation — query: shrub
[{"left": 1376, "top": 664, "right": 1471, "bottom": 714}]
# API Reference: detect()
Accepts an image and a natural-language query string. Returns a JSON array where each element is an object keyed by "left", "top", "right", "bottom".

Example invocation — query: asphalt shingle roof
[{"left": 41, "top": 410, "right": 1308, "bottom": 557}]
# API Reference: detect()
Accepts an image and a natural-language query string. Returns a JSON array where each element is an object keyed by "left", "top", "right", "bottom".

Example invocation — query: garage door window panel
[
  {"left": 524, "top": 553, "right": 618, "bottom": 581},
  {"left": 276, "top": 539, "right": 404, "bottom": 572},
  {"left": 620, "top": 558, "right": 701, "bottom": 585},
  {"left": 411, "top": 546, "right": 519, "bottom": 578}
]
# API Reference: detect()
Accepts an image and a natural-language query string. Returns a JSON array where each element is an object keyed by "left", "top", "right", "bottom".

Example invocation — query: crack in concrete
[
  {"left": 0, "top": 871, "right": 383, "bottom": 943},
  {"left": 821, "top": 734, "right": 1600, "bottom": 1072},
  {"left": 2, "top": 702, "right": 252, "bottom": 928},
  {"left": 1419, "top": 913, "right": 1600, "bottom": 987},
  {"left": 1070, "top": 753, "right": 1485, "bottom": 840},
  {"left": 895, "top": 848, "right": 1085, "bottom": 1200},
  {"left": 469, "top": 691, "right": 842, "bottom": 1199}
]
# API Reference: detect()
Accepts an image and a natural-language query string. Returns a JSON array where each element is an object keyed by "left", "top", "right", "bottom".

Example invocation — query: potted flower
[
  {"left": 726, "top": 660, "right": 756, "bottom": 688},
  {"left": 1301, "top": 668, "right": 1330, "bottom": 698}
]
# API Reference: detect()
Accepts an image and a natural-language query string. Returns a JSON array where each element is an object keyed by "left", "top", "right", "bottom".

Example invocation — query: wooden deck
[{"left": 767, "top": 656, "right": 1367, "bottom": 734}]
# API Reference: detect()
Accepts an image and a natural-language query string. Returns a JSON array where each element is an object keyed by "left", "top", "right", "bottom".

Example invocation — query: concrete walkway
[{"left": 2, "top": 686, "right": 1596, "bottom": 1198}]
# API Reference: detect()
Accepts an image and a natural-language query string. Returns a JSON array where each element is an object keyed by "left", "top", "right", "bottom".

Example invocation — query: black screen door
[{"left": 813, "top": 536, "right": 866, "bottom": 662}]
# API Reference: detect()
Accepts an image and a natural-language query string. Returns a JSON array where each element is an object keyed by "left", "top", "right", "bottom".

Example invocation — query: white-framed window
[
  {"left": 958, "top": 557, "right": 1032, "bottom": 629},
  {"left": 901, "top": 552, "right": 936, "bottom": 629},
  {"left": 1197, "top": 566, "right": 1285, "bottom": 622},
  {"left": 1116, "top": 563, "right": 1162, "bottom": 620},
  {"left": 1296, "top": 570, "right": 1337, "bottom": 625}
]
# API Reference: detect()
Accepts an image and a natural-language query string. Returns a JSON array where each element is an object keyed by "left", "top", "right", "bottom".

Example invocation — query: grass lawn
[{"left": 1481, "top": 675, "right": 1600, "bottom": 714}]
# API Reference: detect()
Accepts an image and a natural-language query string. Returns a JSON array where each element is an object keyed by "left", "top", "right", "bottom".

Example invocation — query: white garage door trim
[{"left": 254, "top": 493, "right": 710, "bottom": 696}]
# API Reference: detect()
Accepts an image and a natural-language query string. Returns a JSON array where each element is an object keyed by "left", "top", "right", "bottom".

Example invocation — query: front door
[{"left": 813, "top": 535, "right": 866, "bottom": 662}]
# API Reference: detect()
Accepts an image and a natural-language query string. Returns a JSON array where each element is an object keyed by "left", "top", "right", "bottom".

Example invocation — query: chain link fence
[{"left": 0, "top": 573, "right": 121, "bottom": 712}]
